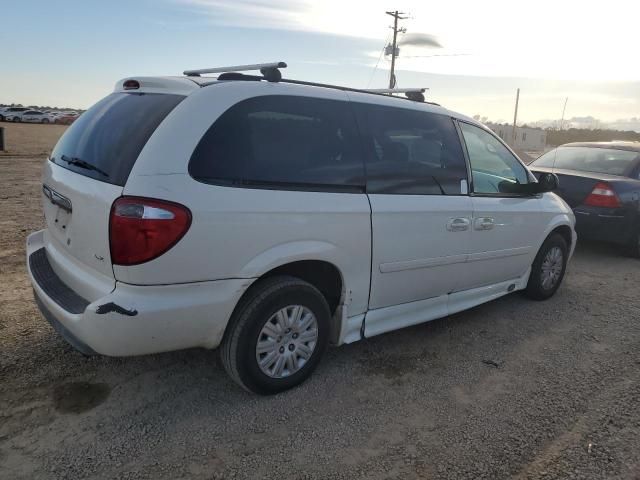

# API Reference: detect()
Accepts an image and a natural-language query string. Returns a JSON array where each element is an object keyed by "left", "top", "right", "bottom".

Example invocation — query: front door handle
[
  {"left": 447, "top": 217, "right": 471, "bottom": 232},
  {"left": 474, "top": 217, "right": 495, "bottom": 230}
]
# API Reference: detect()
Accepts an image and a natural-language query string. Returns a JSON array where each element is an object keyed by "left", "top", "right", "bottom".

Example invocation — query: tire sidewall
[
  {"left": 627, "top": 228, "right": 640, "bottom": 258},
  {"left": 528, "top": 234, "right": 568, "bottom": 299},
  {"left": 236, "top": 285, "right": 330, "bottom": 395}
]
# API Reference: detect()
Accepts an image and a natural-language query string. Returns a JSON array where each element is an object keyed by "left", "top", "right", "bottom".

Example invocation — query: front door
[{"left": 457, "top": 121, "right": 545, "bottom": 289}]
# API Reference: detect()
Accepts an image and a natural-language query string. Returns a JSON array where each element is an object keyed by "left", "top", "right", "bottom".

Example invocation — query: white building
[{"left": 486, "top": 123, "right": 547, "bottom": 152}]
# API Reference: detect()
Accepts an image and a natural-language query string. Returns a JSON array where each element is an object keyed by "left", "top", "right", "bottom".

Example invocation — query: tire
[
  {"left": 525, "top": 233, "right": 568, "bottom": 300},
  {"left": 221, "top": 275, "right": 330, "bottom": 395},
  {"left": 625, "top": 229, "right": 640, "bottom": 258},
  {"left": 12, "top": 116, "right": 20, "bottom": 123},
  {"left": 42, "top": 118, "right": 49, "bottom": 124}
]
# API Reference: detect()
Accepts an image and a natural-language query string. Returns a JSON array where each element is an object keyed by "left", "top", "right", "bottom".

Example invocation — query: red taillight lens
[
  {"left": 584, "top": 182, "right": 621, "bottom": 208},
  {"left": 110, "top": 197, "right": 191, "bottom": 266}
]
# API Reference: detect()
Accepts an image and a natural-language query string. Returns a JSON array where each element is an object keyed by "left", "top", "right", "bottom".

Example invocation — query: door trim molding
[
  {"left": 379, "top": 253, "right": 468, "bottom": 273},
  {"left": 467, "top": 246, "right": 531, "bottom": 262},
  {"left": 379, "top": 246, "right": 531, "bottom": 274}
]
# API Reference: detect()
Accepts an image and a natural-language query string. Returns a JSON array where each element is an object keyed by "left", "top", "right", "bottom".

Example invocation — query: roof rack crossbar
[
  {"left": 184, "top": 61, "right": 287, "bottom": 77},
  {"left": 362, "top": 88, "right": 427, "bottom": 94}
]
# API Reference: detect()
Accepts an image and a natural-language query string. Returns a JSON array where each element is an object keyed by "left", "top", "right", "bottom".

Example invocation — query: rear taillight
[
  {"left": 584, "top": 182, "right": 621, "bottom": 208},
  {"left": 109, "top": 197, "right": 191, "bottom": 266}
]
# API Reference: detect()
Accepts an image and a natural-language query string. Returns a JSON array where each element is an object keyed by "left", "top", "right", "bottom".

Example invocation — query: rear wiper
[{"left": 60, "top": 155, "right": 109, "bottom": 177}]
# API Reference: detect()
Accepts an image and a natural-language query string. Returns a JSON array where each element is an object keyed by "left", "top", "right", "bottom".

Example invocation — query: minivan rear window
[{"left": 50, "top": 92, "right": 184, "bottom": 186}]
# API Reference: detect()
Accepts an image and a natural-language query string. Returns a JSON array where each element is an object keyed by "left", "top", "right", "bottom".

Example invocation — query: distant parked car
[
  {"left": 45, "top": 111, "right": 66, "bottom": 122},
  {"left": 530, "top": 142, "right": 640, "bottom": 256},
  {"left": 21, "top": 110, "right": 56, "bottom": 124},
  {"left": 1, "top": 107, "right": 30, "bottom": 122},
  {"left": 55, "top": 112, "right": 79, "bottom": 125}
]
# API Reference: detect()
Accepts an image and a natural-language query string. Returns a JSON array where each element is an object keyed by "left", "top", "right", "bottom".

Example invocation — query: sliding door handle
[
  {"left": 447, "top": 217, "right": 470, "bottom": 232},
  {"left": 474, "top": 217, "right": 495, "bottom": 230}
]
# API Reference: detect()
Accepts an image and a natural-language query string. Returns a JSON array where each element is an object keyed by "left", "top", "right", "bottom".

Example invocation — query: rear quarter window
[
  {"left": 50, "top": 92, "right": 184, "bottom": 186},
  {"left": 189, "top": 95, "right": 365, "bottom": 192}
]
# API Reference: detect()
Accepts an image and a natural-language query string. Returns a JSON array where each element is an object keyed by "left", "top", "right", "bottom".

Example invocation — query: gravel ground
[{"left": 1, "top": 124, "right": 639, "bottom": 479}]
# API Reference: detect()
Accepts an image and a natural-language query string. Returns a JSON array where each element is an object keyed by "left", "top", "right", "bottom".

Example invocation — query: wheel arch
[
  {"left": 228, "top": 256, "right": 347, "bottom": 345},
  {"left": 550, "top": 224, "right": 573, "bottom": 249},
  {"left": 536, "top": 213, "right": 576, "bottom": 257}
]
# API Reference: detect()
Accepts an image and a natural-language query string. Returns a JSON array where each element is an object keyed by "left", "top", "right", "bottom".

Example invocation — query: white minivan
[{"left": 27, "top": 63, "right": 576, "bottom": 394}]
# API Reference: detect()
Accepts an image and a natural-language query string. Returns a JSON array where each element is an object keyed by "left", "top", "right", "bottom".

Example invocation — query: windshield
[
  {"left": 532, "top": 146, "right": 639, "bottom": 176},
  {"left": 50, "top": 92, "right": 184, "bottom": 186}
]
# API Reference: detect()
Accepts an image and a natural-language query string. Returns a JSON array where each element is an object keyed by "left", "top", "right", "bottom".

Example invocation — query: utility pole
[
  {"left": 386, "top": 10, "right": 407, "bottom": 89},
  {"left": 559, "top": 97, "right": 568, "bottom": 131},
  {"left": 511, "top": 88, "right": 520, "bottom": 147}
]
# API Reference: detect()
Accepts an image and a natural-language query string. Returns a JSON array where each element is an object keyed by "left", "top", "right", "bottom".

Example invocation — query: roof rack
[
  {"left": 185, "top": 61, "right": 436, "bottom": 104},
  {"left": 183, "top": 62, "right": 287, "bottom": 82}
]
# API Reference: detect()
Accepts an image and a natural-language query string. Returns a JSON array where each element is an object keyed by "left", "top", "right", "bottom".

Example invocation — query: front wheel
[
  {"left": 12, "top": 117, "right": 20, "bottom": 123},
  {"left": 41, "top": 118, "right": 50, "bottom": 124},
  {"left": 221, "top": 276, "right": 330, "bottom": 395},
  {"left": 525, "top": 233, "right": 568, "bottom": 300}
]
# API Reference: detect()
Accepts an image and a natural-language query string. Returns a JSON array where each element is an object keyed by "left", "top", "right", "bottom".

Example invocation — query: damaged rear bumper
[{"left": 27, "top": 230, "right": 253, "bottom": 356}]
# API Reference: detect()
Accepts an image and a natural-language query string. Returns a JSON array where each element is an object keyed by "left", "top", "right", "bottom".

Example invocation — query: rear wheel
[
  {"left": 525, "top": 233, "right": 568, "bottom": 300},
  {"left": 41, "top": 118, "right": 49, "bottom": 124},
  {"left": 221, "top": 276, "right": 330, "bottom": 395}
]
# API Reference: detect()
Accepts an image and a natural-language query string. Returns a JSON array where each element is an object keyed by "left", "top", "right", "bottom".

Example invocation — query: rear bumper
[
  {"left": 573, "top": 206, "right": 637, "bottom": 245},
  {"left": 27, "top": 230, "right": 253, "bottom": 356}
]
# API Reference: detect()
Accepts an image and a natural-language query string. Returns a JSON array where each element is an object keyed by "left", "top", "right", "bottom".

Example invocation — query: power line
[
  {"left": 367, "top": 32, "right": 391, "bottom": 88},
  {"left": 402, "top": 53, "right": 471, "bottom": 58}
]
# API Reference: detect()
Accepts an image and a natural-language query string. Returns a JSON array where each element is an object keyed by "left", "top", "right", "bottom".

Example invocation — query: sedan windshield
[{"left": 533, "top": 146, "right": 639, "bottom": 176}]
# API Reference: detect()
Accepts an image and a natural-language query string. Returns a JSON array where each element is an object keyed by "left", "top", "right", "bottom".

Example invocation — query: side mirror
[
  {"left": 533, "top": 172, "right": 559, "bottom": 193},
  {"left": 497, "top": 172, "right": 559, "bottom": 195}
]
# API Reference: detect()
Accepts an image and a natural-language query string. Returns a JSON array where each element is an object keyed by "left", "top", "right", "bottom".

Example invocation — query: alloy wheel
[{"left": 540, "top": 246, "right": 563, "bottom": 290}]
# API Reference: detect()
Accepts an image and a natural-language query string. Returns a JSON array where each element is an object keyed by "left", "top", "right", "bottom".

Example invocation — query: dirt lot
[{"left": 1, "top": 123, "right": 639, "bottom": 480}]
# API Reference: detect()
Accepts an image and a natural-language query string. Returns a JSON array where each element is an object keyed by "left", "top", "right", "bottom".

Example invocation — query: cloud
[
  {"left": 174, "top": 0, "right": 336, "bottom": 32},
  {"left": 397, "top": 33, "right": 441, "bottom": 48},
  {"left": 171, "top": 0, "right": 640, "bottom": 82}
]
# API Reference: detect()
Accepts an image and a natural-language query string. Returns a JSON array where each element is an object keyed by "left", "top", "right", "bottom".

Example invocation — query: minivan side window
[
  {"left": 189, "top": 95, "right": 365, "bottom": 191},
  {"left": 459, "top": 122, "right": 530, "bottom": 195},
  {"left": 353, "top": 104, "right": 468, "bottom": 195}
]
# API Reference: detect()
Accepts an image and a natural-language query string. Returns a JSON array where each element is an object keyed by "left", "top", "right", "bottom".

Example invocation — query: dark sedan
[{"left": 530, "top": 142, "right": 640, "bottom": 256}]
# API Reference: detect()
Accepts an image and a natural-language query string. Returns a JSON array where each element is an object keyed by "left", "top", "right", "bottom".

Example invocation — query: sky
[{"left": 2, "top": 0, "right": 639, "bottom": 127}]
